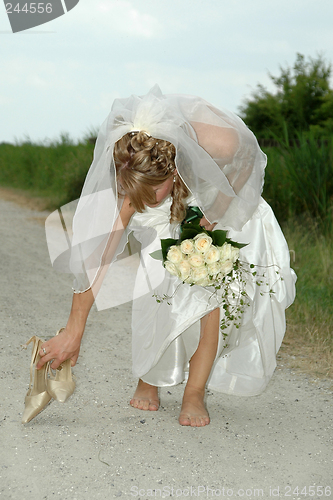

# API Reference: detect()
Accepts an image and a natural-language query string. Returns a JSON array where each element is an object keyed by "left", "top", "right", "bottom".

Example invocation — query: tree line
[{"left": 239, "top": 53, "right": 333, "bottom": 140}]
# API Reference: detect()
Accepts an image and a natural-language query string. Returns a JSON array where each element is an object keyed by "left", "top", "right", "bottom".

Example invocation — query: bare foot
[
  {"left": 179, "top": 385, "right": 210, "bottom": 427},
  {"left": 130, "top": 379, "right": 159, "bottom": 411}
]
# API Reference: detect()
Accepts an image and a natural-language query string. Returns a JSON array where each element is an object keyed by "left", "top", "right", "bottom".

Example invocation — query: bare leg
[
  {"left": 130, "top": 379, "right": 159, "bottom": 411},
  {"left": 179, "top": 308, "right": 219, "bottom": 427}
]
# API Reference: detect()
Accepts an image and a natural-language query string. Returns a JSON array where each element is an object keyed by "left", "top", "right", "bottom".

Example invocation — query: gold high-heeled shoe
[
  {"left": 46, "top": 328, "right": 75, "bottom": 403},
  {"left": 22, "top": 336, "right": 52, "bottom": 424}
]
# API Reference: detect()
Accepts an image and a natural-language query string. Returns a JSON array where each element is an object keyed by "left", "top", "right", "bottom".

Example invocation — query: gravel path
[{"left": 0, "top": 196, "right": 332, "bottom": 500}]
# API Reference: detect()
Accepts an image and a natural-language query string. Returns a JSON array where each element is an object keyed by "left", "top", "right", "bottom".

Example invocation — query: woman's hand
[
  {"left": 200, "top": 216, "right": 217, "bottom": 232},
  {"left": 36, "top": 288, "right": 94, "bottom": 370},
  {"left": 36, "top": 326, "right": 82, "bottom": 370}
]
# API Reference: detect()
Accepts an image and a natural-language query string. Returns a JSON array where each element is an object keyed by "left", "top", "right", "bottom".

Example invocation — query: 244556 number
[{"left": 6, "top": 3, "right": 53, "bottom": 13}]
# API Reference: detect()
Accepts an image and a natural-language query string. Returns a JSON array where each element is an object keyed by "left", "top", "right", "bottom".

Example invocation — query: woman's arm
[
  {"left": 37, "top": 195, "right": 135, "bottom": 370},
  {"left": 192, "top": 121, "right": 239, "bottom": 162},
  {"left": 191, "top": 120, "right": 260, "bottom": 224}
]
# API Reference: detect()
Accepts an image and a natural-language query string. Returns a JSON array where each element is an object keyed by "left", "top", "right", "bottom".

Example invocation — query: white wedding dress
[
  {"left": 45, "top": 86, "right": 296, "bottom": 397},
  {"left": 127, "top": 194, "right": 296, "bottom": 396}
]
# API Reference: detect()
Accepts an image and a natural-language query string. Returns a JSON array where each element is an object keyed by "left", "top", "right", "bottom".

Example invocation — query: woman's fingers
[
  {"left": 36, "top": 330, "right": 80, "bottom": 370},
  {"left": 36, "top": 352, "right": 54, "bottom": 369},
  {"left": 70, "top": 352, "right": 80, "bottom": 367},
  {"left": 37, "top": 347, "right": 68, "bottom": 370},
  {"left": 200, "top": 216, "right": 217, "bottom": 232}
]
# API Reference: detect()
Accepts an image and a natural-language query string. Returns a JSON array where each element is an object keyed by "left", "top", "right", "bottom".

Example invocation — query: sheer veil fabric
[
  {"left": 46, "top": 85, "right": 266, "bottom": 295},
  {"left": 45, "top": 85, "right": 296, "bottom": 395}
]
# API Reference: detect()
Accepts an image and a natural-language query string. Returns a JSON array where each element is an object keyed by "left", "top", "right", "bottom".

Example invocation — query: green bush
[
  {"left": 263, "top": 129, "right": 333, "bottom": 234},
  {"left": 240, "top": 53, "right": 333, "bottom": 140},
  {"left": 0, "top": 136, "right": 94, "bottom": 208}
]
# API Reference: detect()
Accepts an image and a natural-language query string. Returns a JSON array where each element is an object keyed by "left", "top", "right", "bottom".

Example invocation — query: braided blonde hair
[{"left": 113, "top": 131, "right": 189, "bottom": 222}]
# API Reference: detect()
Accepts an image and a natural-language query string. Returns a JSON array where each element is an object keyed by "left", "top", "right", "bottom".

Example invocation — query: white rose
[
  {"left": 167, "top": 245, "right": 182, "bottom": 264},
  {"left": 180, "top": 239, "right": 195, "bottom": 255},
  {"left": 164, "top": 261, "right": 181, "bottom": 277},
  {"left": 220, "top": 260, "right": 234, "bottom": 276},
  {"left": 207, "top": 261, "right": 221, "bottom": 276},
  {"left": 230, "top": 246, "right": 240, "bottom": 262},
  {"left": 178, "top": 259, "right": 191, "bottom": 280},
  {"left": 204, "top": 245, "right": 220, "bottom": 264},
  {"left": 193, "top": 233, "right": 213, "bottom": 254},
  {"left": 218, "top": 243, "right": 233, "bottom": 262},
  {"left": 191, "top": 266, "right": 208, "bottom": 283},
  {"left": 196, "top": 276, "right": 214, "bottom": 287},
  {"left": 189, "top": 253, "right": 205, "bottom": 268}
]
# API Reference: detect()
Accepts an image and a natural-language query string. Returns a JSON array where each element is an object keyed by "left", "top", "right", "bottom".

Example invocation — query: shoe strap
[{"left": 24, "top": 336, "right": 43, "bottom": 391}]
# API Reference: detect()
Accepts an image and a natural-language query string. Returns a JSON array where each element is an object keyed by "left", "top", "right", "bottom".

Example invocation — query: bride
[{"left": 35, "top": 85, "right": 296, "bottom": 426}]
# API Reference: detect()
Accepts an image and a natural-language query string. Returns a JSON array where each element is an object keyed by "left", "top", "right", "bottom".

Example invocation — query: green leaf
[
  {"left": 180, "top": 227, "right": 201, "bottom": 241},
  {"left": 231, "top": 241, "right": 248, "bottom": 249},
  {"left": 225, "top": 237, "right": 248, "bottom": 249},
  {"left": 181, "top": 206, "right": 204, "bottom": 226},
  {"left": 211, "top": 230, "right": 227, "bottom": 246},
  {"left": 161, "top": 238, "right": 178, "bottom": 261},
  {"left": 149, "top": 249, "right": 163, "bottom": 261},
  {"left": 181, "top": 222, "right": 202, "bottom": 231}
]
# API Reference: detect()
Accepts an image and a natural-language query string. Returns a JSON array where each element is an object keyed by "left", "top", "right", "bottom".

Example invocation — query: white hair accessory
[{"left": 130, "top": 129, "right": 151, "bottom": 137}]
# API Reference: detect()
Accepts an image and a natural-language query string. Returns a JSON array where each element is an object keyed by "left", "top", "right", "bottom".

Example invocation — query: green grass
[
  {"left": 261, "top": 131, "right": 333, "bottom": 376},
  {"left": 263, "top": 130, "right": 333, "bottom": 234},
  {"left": 282, "top": 219, "right": 333, "bottom": 378},
  {"left": 0, "top": 135, "right": 94, "bottom": 209}
]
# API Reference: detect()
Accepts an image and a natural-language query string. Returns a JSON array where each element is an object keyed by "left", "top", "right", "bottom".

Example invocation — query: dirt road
[{"left": 0, "top": 195, "right": 332, "bottom": 500}]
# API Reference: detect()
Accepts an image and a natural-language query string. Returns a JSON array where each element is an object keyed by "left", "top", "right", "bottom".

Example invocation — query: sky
[{"left": 1, "top": 0, "right": 333, "bottom": 144}]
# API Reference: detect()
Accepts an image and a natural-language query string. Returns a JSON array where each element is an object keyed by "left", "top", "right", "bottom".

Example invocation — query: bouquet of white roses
[
  {"left": 151, "top": 206, "right": 246, "bottom": 287},
  {"left": 164, "top": 235, "right": 241, "bottom": 287},
  {"left": 150, "top": 207, "right": 251, "bottom": 333},
  {"left": 151, "top": 207, "right": 280, "bottom": 335}
]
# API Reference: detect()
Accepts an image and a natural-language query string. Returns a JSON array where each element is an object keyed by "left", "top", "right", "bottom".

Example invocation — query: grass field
[
  {"left": 0, "top": 135, "right": 94, "bottom": 209},
  {"left": 281, "top": 220, "right": 333, "bottom": 379}
]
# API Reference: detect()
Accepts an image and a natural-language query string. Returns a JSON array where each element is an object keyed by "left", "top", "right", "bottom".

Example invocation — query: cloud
[
  {"left": 121, "top": 61, "right": 271, "bottom": 114},
  {"left": 1, "top": 57, "right": 75, "bottom": 91},
  {"left": 96, "top": 0, "right": 163, "bottom": 38},
  {"left": 2, "top": 0, "right": 333, "bottom": 142}
]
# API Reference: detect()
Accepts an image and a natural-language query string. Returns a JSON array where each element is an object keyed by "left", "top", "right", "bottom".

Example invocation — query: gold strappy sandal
[
  {"left": 22, "top": 336, "right": 52, "bottom": 424},
  {"left": 46, "top": 328, "right": 75, "bottom": 403}
]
